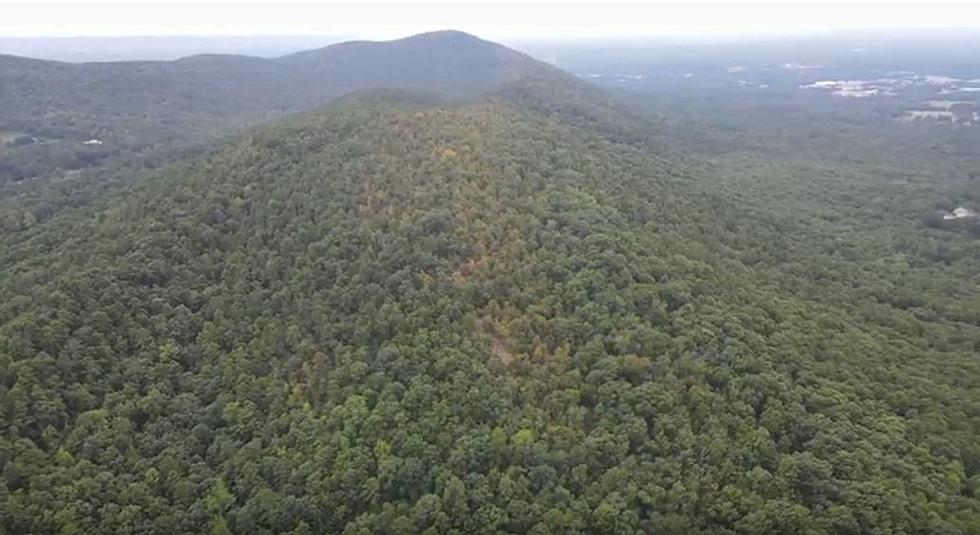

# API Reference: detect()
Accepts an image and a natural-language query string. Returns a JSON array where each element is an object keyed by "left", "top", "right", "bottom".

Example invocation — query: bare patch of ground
[{"left": 478, "top": 317, "right": 514, "bottom": 364}]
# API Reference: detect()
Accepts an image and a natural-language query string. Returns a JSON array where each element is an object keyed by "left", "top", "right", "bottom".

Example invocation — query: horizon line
[{"left": 2, "top": 25, "right": 980, "bottom": 40}]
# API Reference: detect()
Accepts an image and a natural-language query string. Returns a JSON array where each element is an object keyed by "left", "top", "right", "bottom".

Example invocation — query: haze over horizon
[{"left": 2, "top": 1, "right": 980, "bottom": 39}]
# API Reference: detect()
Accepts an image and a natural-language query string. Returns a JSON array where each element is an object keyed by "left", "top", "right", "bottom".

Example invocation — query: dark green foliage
[{"left": 1, "top": 67, "right": 979, "bottom": 534}]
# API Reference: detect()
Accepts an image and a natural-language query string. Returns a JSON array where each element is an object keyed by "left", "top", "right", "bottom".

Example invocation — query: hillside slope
[{"left": 1, "top": 78, "right": 978, "bottom": 534}]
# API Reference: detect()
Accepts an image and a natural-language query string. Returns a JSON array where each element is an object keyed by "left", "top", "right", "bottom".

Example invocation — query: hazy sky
[{"left": 1, "top": 1, "right": 979, "bottom": 39}]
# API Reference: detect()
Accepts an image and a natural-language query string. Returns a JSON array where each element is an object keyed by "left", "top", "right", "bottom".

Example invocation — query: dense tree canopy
[{"left": 1, "top": 74, "right": 978, "bottom": 534}]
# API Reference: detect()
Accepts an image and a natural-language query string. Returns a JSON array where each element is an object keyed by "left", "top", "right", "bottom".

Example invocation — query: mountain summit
[{"left": 280, "top": 30, "right": 555, "bottom": 95}]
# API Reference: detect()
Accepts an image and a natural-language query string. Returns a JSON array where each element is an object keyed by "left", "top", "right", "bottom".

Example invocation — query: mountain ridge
[{"left": 0, "top": 30, "right": 559, "bottom": 185}]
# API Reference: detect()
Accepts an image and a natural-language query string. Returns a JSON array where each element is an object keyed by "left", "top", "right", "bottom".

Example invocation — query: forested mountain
[
  {"left": 0, "top": 30, "right": 556, "bottom": 184},
  {"left": 2, "top": 41, "right": 979, "bottom": 533},
  {"left": 280, "top": 31, "right": 557, "bottom": 95}
]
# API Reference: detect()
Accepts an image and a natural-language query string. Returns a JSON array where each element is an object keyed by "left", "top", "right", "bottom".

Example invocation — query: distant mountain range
[
  {"left": 0, "top": 30, "right": 561, "bottom": 182},
  {"left": 0, "top": 35, "right": 353, "bottom": 62}
]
